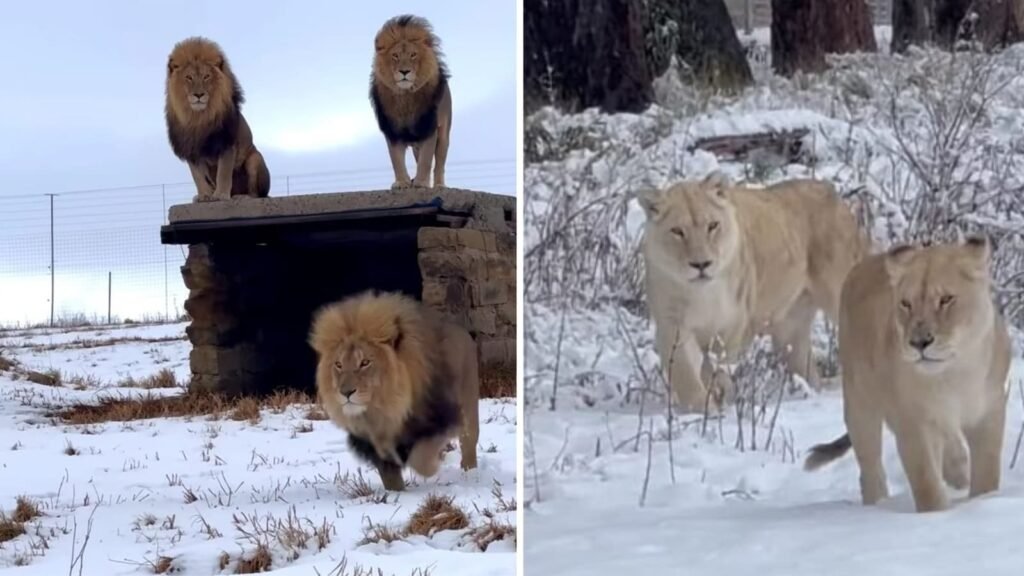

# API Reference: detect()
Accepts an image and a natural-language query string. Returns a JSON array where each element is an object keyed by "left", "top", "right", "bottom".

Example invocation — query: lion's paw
[{"left": 391, "top": 179, "right": 413, "bottom": 190}]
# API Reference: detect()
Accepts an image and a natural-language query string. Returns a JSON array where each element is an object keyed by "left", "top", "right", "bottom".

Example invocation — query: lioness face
[
  {"left": 640, "top": 176, "right": 740, "bottom": 284},
  {"left": 886, "top": 238, "right": 993, "bottom": 372},
  {"left": 169, "top": 60, "right": 221, "bottom": 112},
  {"left": 325, "top": 340, "right": 388, "bottom": 416}
]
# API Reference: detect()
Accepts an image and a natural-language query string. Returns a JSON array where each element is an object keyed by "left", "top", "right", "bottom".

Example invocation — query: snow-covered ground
[
  {"left": 0, "top": 323, "right": 516, "bottom": 574},
  {"left": 524, "top": 29, "right": 1024, "bottom": 575}
]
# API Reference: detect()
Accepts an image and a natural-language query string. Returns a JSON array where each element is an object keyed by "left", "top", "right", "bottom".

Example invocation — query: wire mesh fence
[{"left": 0, "top": 158, "right": 515, "bottom": 327}]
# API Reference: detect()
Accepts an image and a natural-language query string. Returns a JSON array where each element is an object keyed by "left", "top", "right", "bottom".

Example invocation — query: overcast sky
[
  {"left": 0, "top": 1, "right": 517, "bottom": 324},
  {"left": 0, "top": 0, "right": 517, "bottom": 196}
]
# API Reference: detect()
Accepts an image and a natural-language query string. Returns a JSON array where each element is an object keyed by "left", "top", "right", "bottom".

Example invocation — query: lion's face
[
  {"left": 640, "top": 174, "right": 741, "bottom": 284},
  {"left": 886, "top": 237, "right": 993, "bottom": 372},
  {"left": 321, "top": 338, "right": 394, "bottom": 417},
  {"left": 175, "top": 61, "right": 220, "bottom": 111},
  {"left": 374, "top": 26, "right": 439, "bottom": 93},
  {"left": 166, "top": 38, "right": 233, "bottom": 118}
]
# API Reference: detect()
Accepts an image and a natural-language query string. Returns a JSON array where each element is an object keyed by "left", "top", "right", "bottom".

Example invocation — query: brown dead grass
[
  {"left": 405, "top": 494, "right": 469, "bottom": 536},
  {"left": 0, "top": 514, "right": 25, "bottom": 543},
  {"left": 358, "top": 519, "right": 404, "bottom": 546},
  {"left": 52, "top": 389, "right": 315, "bottom": 426},
  {"left": 119, "top": 368, "right": 178, "bottom": 390},
  {"left": 234, "top": 543, "right": 272, "bottom": 573},
  {"left": 26, "top": 369, "right": 61, "bottom": 387},
  {"left": 230, "top": 397, "right": 261, "bottom": 424},
  {"left": 12, "top": 497, "right": 40, "bottom": 523},
  {"left": 152, "top": 555, "right": 176, "bottom": 574},
  {"left": 480, "top": 364, "right": 515, "bottom": 398},
  {"left": 467, "top": 519, "right": 515, "bottom": 551},
  {"left": 0, "top": 352, "right": 16, "bottom": 372},
  {"left": 217, "top": 552, "right": 231, "bottom": 571}
]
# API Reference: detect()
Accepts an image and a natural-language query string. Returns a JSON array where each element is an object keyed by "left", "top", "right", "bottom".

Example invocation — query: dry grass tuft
[
  {"left": 305, "top": 406, "right": 329, "bottom": 421},
  {"left": 152, "top": 555, "right": 176, "bottom": 574},
  {"left": 63, "top": 441, "right": 80, "bottom": 456},
  {"left": 336, "top": 469, "right": 378, "bottom": 500},
  {"left": 0, "top": 513, "right": 26, "bottom": 543},
  {"left": 466, "top": 518, "right": 515, "bottom": 551},
  {"left": 217, "top": 552, "right": 231, "bottom": 571},
  {"left": 12, "top": 497, "right": 40, "bottom": 523},
  {"left": 480, "top": 364, "right": 516, "bottom": 398},
  {"left": 405, "top": 494, "right": 470, "bottom": 536},
  {"left": 358, "top": 518, "right": 403, "bottom": 546},
  {"left": 52, "top": 388, "right": 319, "bottom": 425},
  {"left": 26, "top": 369, "right": 61, "bottom": 387},
  {"left": 230, "top": 397, "right": 261, "bottom": 424},
  {"left": 234, "top": 542, "right": 272, "bottom": 574},
  {"left": 0, "top": 352, "right": 17, "bottom": 372},
  {"left": 120, "top": 368, "right": 178, "bottom": 390}
]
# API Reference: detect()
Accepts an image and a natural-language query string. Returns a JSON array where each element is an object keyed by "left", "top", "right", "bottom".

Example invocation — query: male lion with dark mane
[
  {"left": 370, "top": 15, "right": 453, "bottom": 190},
  {"left": 309, "top": 291, "right": 480, "bottom": 491},
  {"left": 165, "top": 37, "right": 270, "bottom": 202}
]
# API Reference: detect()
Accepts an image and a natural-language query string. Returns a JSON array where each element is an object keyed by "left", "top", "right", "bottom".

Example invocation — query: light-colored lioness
[
  {"left": 638, "top": 173, "right": 868, "bottom": 412},
  {"left": 804, "top": 236, "right": 1011, "bottom": 513}
]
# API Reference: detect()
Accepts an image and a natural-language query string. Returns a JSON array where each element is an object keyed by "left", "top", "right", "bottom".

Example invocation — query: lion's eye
[
  {"left": 333, "top": 361, "right": 343, "bottom": 370},
  {"left": 671, "top": 227, "right": 686, "bottom": 239},
  {"left": 411, "top": 52, "right": 418, "bottom": 60},
  {"left": 202, "top": 73, "right": 211, "bottom": 81},
  {"left": 708, "top": 221, "right": 719, "bottom": 233},
  {"left": 185, "top": 74, "right": 194, "bottom": 82},
  {"left": 359, "top": 359, "right": 371, "bottom": 369},
  {"left": 392, "top": 53, "right": 399, "bottom": 61},
  {"left": 939, "top": 295, "right": 955, "bottom": 308},
  {"left": 899, "top": 299, "right": 912, "bottom": 311}
]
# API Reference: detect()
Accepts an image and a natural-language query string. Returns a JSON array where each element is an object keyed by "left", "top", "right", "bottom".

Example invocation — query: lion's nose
[
  {"left": 910, "top": 334, "right": 935, "bottom": 351},
  {"left": 192, "top": 92, "right": 206, "bottom": 100},
  {"left": 690, "top": 260, "right": 712, "bottom": 272},
  {"left": 398, "top": 69, "right": 412, "bottom": 77},
  {"left": 342, "top": 389, "right": 356, "bottom": 399}
]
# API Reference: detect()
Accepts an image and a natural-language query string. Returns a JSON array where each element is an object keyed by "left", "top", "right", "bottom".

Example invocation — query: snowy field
[
  {"left": 524, "top": 28, "right": 1024, "bottom": 575},
  {"left": 0, "top": 323, "right": 516, "bottom": 574}
]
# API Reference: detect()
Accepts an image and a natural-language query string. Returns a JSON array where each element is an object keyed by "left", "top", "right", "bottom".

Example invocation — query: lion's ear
[
  {"left": 167, "top": 58, "right": 179, "bottom": 76},
  {"left": 636, "top": 189, "right": 663, "bottom": 220},
  {"left": 962, "top": 233, "right": 992, "bottom": 278},
  {"left": 215, "top": 58, "right": 225, "bottom": 71},
  {"left": 884, "top": 243, "right": 915, "bottom": 285},
  {"left": 702, "top": 171, "right": 730, "bottom": 200}
]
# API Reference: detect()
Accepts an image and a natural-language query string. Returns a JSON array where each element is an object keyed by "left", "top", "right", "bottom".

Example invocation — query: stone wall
[
  {"left": 164, "top": 189, "right": 516, "bottom": 397},
  {"left": 418, "top": 226, "right": 516, "bottom": 368}
]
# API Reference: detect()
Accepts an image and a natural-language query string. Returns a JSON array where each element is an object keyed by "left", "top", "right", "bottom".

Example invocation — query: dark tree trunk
[
  {"left": 892, "top": 0, "right": 1024, "bottom": 53},
  {"left": 771, "top": 0, "right": 826, "bottom": 77},
  {"left": 820, "top": 0, "right": 878, "bottom": 54},
  {"left": 647, "top": 0, "right": 752, "bottom": 92},
  {"left": 524, "top": 0, "right": 653, "bottom": 115}
]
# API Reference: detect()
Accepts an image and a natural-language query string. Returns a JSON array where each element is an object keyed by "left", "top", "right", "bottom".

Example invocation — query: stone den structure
[{"left": 161, "top": 188, "right": 516, "bottom": 396}]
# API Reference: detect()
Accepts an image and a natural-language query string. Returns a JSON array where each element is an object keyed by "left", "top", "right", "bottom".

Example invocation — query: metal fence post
[{"left": 46, "top": 193, "right": 56, "bottom": 327}]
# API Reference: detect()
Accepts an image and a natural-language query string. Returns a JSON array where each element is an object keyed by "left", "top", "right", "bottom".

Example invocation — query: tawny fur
[
  {"left": 805, "top": 237, "right": 1011, "bottom": 513},
  {"left": 165, "top": 37, "right": 270, "bottom": 202},
  {"left": 370, "top": 15, "right": 453, "bottom": 190},
  {"left": 309, "top": 291, "right": 479, "bottom": 491},
  {"left": 639, "top": 173, "right": 870, "bottom": 413}
]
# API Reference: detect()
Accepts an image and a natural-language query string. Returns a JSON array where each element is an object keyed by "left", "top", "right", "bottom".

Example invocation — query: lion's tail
[{"left": 803, "top": 433, "right": 852, "bottom": 471}]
